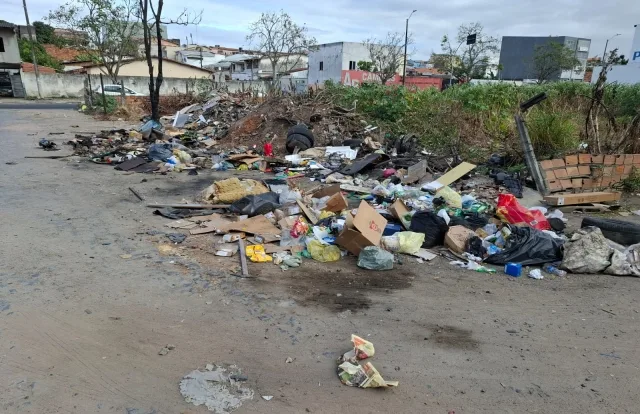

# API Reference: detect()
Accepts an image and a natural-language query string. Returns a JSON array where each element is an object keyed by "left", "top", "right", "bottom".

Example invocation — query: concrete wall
[
  {"left": 308, "top": 42, "right": 344, "bottom": 85},
  {"left": 21, "top": 71, "right": 271, "bottom": 98},
  {"left": 0, "top": 28, "right": 21, "bottom": 65},
  {"left": 86, "top": 58, "right": 214, "bottom": 78},
  {"left": 591, "top": 66, "right": 640, "bottom": 84}
]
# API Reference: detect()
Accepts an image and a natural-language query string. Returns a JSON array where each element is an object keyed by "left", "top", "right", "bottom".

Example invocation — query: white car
[{"left": 94, "top": 84, "right": 145, "bottom": 96}]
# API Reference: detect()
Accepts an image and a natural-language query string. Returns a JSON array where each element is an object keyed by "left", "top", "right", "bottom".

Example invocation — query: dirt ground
[{"left": 2, "top": 104, "right": 640, "bottom": 414}]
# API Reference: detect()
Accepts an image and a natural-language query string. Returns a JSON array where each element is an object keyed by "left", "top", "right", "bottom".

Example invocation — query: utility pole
[
  {"left": 21, "top": 0, "right": 42, "bottom": 99},
  {"left": 402, "top": 10, "right": 416, "bottom": 86},
  {"left": 602, "top": 33, "right": 621, "bottom": 67}
]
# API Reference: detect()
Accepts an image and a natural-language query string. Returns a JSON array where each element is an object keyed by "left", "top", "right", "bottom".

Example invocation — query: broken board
[
  {"left": 402, "top": 159, "right": 428, "bottom": 184},
  {"left": 543, "top": 191, "right": 621, "bottom": 206},
  {"left": 425, "top": 162, "right": 476, "bottom": 191},
  {"left": 217, "top": 215, "right": 281, "bottom": 242},
  {"left": 189, "top": 214, "right": 233, "bottom": 235},
  {"left": 297, "top": 200, "right": 318, "bottom": 224}
]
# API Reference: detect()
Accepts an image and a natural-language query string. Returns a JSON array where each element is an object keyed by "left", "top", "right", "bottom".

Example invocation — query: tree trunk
[{"left": 150, "top": 0, "right": 164, "bottom": 121}]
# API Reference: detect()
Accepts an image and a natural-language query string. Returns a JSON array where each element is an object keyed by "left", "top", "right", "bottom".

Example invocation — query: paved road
[{"left": 0, "top": 100, "right": 79, "bottom": 110}]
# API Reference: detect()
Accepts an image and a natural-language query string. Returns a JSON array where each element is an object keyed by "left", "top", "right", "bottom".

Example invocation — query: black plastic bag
[
  {"left": 409, "top": 211, "right": 449, "bottom": 248},
  {"left": 484, "top": 226, "right": 564, "bottom": 266},
  {"left": 148, "top": 143, "right": 173, "bottom": 161},
  {"left": 229, "top": 192, "right": 280, "bottom": 217},
  {"left": 466, "top": 236, "right": 487, "bottom": 257},
  {"left": 449, "top": 214, "right": 488, "bottom": 230}
]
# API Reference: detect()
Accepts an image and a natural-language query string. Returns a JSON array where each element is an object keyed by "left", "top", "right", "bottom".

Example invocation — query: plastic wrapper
[
  {"left": 290, "top": 217, "right": 309, "bottom": 238},
  {"left": 148, "top": 143, "right": 173, "bottom": 161},
  {"left": 337, "top": 335, "right": 398, "bottom": 389},
  {"left": 409, "top": 212, "right": 449, "bottom": 248},
  {"left": 245, "top": 245, "right": 272, "bottom": 262},
  {"left": 436, "top": 186, "right": 462, "bottom": 208},
  {"left": 485, "top": 225, "right": 564, "bottom": 266},
  {"left": 229, "top": 192, "right": 280, "bottom": 217},
  {"left": 173, "top": 149, "right": 192, "bottom": 164},
  {"left": 496, "top": 194, "right": 550, "bottom": 231},
  {"left": 561, "top": 227, "right": 612, "bottom": 273},
  {"left": 357, "top": 246, "right": 394, "bottom": 270},
  {"left": 397, "top": 232, "right": 425, "bottom": 255},
  {"left": 307, "top": 240, "right": 341, "bottom": 262},
  {"left": 381, "top": 236, "right": 400, "bottom": 252}
]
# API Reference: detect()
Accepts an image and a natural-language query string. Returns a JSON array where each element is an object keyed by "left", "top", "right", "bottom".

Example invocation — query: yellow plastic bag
[
  {"left": 319, "top": 210, "right": 335, "bottom": 220},
  {"left": 397, "top": 231, "right": 425, "bottom": 255},
  {"left": 307, "top": 240, "right": 341, "bottom": 262},
  {"left": 436, "top": 186, "right": 462, "bottom": 209},
  {"left": 246, "top": 245, "right": 272, "bottom": 262},
  {"left": 173, "top": 149, "right": 192, "bottom": 164}
]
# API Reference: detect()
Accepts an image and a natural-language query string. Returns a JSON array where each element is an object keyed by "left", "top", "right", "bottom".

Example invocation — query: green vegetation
[
  {"left": 324, "top": 82, "right": 640, "bottom": 163},
  {"left": 18, "top": 39, "right": 63, "bottom": 71}
]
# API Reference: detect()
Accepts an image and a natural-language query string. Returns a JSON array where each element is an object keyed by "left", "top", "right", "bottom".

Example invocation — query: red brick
[
  {"left": 615, "top": 165, "right": 625, "bottom": 175},
  {"left": 578, "top": 165, "right": 591, "bottom": 175},
  {"left": 539, "top": 160, "right": 554, "bottom": 170},
  {"left": 624, "top": 165, "right": 633, "bottom": 174},
  {"left": 552, "top": 159, "right": 566, "bottom": 168},
  {"left": 560, "top": 179, "right": 573, "bottom": 189},
  {"left": 592, "top": 155, "right": 604, "bottom": 164},
  {"left": 604, "top": 155, "right": 615, "bottom": 165},
  {"left": 554, "top": 169, "right": 568, "bottom": 179},
  {"left": 633, "top": 154, "right": 640, "bottom": 164},
  {"left": 545, "top": 170, "right": 555, "bottom": 180},
  {"left": 625, "top": 154, "right": 634, "bottom": 165},
  {"left": 547, "top": 181, "right": 562, "bottom": 192},
  {"left": 572, "top": 178, "right": 583, "bottom": 188},
  {"left": 565, "top": 155, "right": 579, "bottom": 166},
  {"left": 579, "top": 154, "right": 592, "bottom": 164},
  {"left": 566, "top": 166, "right": 580, "bottom": 177},
  {"left": 616, "top": 155, "right": 625, "bottom": 165}
]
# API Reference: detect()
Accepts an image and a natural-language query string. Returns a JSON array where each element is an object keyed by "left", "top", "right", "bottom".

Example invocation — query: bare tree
[
  {"left": 363, "top": 32, "right": 407, "bottom": 85},
  {"left": 530, "top": 41, "right": 580, "bottom": 83},
  {"left": 441, "top": 22, "right": 499, "bottom": 81},
  {"left": 48, "top": 0, "right": 139, "bottom": 82},
  {"left": 247, "top": 11, "right": 317, "bottom": 89},
  {"left": 137, "top": 0, "right": 201, "bottom": 120}
]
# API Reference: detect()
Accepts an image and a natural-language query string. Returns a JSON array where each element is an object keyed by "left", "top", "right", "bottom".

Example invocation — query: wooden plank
[
  {"left": 297, "top": 200, "right": 318, "bottom": 224},
  {"left": 217, "top": 215, "right": 281, "bottom": 237},
  {"left": 428, "top": 162, "right": 476, "bottom": 190},
  {"left": 238, "top": 238, "right": 249, "bottom": 277},
  {"left": 544, "top": 191, "right": 622, "bottom": 206},
  {"left": 146, "top": 203, "right": 230, "bottom": 209}
]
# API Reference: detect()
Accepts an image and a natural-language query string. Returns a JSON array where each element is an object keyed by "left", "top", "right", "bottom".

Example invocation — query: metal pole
[
  {"left": 99, "top": 73, "right": 107, "bottom": 114},
  {"left": 21, "top": 0, "right": 41, "bottom": 99},
  {"left": 403, "top": 18, "right": 409, "bottom": 86},
  {"left": 601, "top": 40, "right": 609, "bottom": 66}
]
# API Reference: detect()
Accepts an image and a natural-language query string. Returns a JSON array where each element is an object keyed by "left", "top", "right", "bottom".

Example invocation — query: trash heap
[{"left": 149, "top": 143, "right": 640, "bottom": 280}]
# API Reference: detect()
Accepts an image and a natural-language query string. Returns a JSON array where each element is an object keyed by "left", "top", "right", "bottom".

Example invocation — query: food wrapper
[
  {"left": 336, "top": 335, "right": 397, "bottom": 389},
  {"left": 245, "top": 245, "right": 273, "bottom": 263}
]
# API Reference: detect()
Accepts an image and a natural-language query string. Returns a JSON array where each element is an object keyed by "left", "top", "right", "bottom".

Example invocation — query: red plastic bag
[{"left": 496, "top": 194, "right": 550, "bottom": 231}]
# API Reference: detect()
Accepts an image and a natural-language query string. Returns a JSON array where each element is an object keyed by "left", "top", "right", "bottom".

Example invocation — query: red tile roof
[
  {"left": 43, "top": 44, "right": 83, "bottom": 62},
  {"left": 21, "top": 62, "right": 56, "bottom": 73}
]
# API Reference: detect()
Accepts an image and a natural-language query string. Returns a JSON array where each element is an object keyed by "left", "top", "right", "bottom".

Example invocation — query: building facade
[
  {"left": 307, "top": 42, "right": 371, "bottom": 85},
  {"left": 499, "top": 36, "right": 591, "bottom": 81}
]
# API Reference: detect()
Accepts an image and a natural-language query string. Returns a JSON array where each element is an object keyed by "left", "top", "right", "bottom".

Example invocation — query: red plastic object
[
  {"left": 263, "top": 142, "right": 273, "bottom": 157},
  {"left": 496, "top": 194, "right": 550, "bottom": 231}
]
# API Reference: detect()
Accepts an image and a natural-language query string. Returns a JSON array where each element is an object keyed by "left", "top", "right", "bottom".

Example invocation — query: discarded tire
[
  {"left": 286, "top": 134, "right": 312, "bottom": 153},
  {"left": 287, "top": 124, "right": 314, "bottom": 146},
  {"left": 581, "top": 217, "right": 640, "bottom": 246}
]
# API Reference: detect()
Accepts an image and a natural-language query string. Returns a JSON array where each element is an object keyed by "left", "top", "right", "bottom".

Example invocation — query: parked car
[{"left": 94, "top": 84, "right": 144, "bottom": 96}]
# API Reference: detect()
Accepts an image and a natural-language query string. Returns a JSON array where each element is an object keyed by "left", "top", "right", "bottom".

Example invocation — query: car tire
[
  {"left": 581, "top": 217, "right": 640, "bottom": 246},
  {"left": 286, "top": 134, "right": 312, "bottom": 154},
  {"left": 287, "top": 125, "right": 314, "bottom": 146}
]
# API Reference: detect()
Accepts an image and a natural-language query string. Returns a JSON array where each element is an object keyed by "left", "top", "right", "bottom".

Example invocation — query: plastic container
[
  {"left": 543, "top": 264, "right": 567, "bottom": 277},
  {"left": 504, "top": 262, "right": 522, "bottom": 277}
]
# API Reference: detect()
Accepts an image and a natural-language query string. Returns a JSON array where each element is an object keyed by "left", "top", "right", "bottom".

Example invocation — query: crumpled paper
[{"left": 336, "top": 335, "right": 398, "bottom": 388}]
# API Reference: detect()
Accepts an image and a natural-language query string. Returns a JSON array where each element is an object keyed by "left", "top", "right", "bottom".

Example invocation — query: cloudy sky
[{"left": 4, "top": 0, "right": 640, "bottom": 59}]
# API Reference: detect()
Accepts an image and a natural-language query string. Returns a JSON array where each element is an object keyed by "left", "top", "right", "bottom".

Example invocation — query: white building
[
  {"left": 211, "top": 53, "right": 308, "bottom": 81},
  {"left": 592, "top": 24, "right": 640, "bottom": 84},
  {"left": 307, "top": 42, "right": 371, "bottom": 85},
  {"left": 175, "top": 49, "right": 226, "bottom": 68}
]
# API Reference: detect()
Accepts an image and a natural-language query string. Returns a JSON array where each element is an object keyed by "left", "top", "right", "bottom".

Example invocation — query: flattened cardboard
[
  {"left": 297, "top": 199, "right": 318, "bottom": 224},
  {"left": 217, "top": 215, "right": 280, "bottom": 238},
  {"left": 543, "top": 191, "right": 621, "bottom": 206},
  {"left": 389, "top": 199, "right": 411, "bottom": 229},
  {"left": 336, "top": 201, "right": 387, "bottom": 255},
  {"left": 427, "top": 162, "right": 476, "bottom": 191},
  {"left": 312, "top": 184, "right": 342, "bottom": 199}
]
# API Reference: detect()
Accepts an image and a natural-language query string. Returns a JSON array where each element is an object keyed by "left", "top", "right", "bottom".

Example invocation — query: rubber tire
[
  {"left": 286, "top": 134, "right": 312, "bottom": 154},
  {"left": 287, "top": 125, "right": 314, "bottom": 146},
  {"left": 581, "top": 217, "right": 640, "bottom": 246},
  {"left": 342, "top": 139, "right": 363, "bottom": 148}
]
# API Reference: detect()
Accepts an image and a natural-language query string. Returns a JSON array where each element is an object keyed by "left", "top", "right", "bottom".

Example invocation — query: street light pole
[
  {"left": 402, "top": 9, "right": 416, "bottom": 86},
  {"left": 21, "top": 0, "right": 42, "bottom": 98},
  {"left": 602, "top": 33, "right": 621, "bottom": 66}
]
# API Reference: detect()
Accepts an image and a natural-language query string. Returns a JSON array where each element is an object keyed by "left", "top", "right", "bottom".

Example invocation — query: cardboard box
[
  {"left": 336, "top": 201, "right": 387, "bottom": 256},
  {"left": 323, "top": 192, "right": 349, "bottom": 213},
  {"left": 389, "top": 199, "right": 411, "bottom": 229},
  {"left": 444, "top": 225, "right": 476, "bottom": 254},
  {"left": 543, "top": 191, "right": 622, "bottom": 206}
]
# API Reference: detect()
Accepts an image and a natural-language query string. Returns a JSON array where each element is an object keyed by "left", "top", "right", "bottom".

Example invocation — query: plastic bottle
[{"left": 543, "top": 265, "right": 567, "bottom": 277}]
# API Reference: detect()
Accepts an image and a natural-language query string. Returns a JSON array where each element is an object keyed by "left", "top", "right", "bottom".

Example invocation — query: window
[
  {"left": 319, "top": 61, "right": 324, "bottom": 71},
  {"left": 0, "top": 37, "right": 4, "bottom": 53},
  {"left": 349, "top": 61, "right": 356, "bottom": 70}
]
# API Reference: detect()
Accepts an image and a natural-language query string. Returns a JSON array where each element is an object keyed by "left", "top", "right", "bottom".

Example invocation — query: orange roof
[
  {"left": 410, "top": 67, "right": 443, "bottom": 75},
  {"left": 21, "top": 62, "right": 56, "bottom": 73},
  {"left": 43, "top": 44, "right": 83, "bottom": 62}
]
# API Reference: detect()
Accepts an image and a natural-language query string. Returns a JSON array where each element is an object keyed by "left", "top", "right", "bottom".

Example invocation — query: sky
[{"left": 4, "top": 0, "right": 640, "bottom": 60}]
